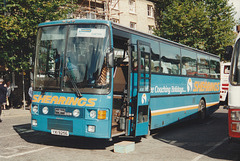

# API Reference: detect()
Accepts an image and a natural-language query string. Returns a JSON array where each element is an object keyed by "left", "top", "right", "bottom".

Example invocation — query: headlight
[
  {"left": 73, "top": 109, "right": 80, "bottom": 117},
  {"left": 42, "top": 106, "right": 49, "bottom": 115},
  {"left": 231, "top": 111, "right": 240, "bottom": 121},
  {"left": 88, "top": 125, "right": 96, "bottom": 133},
  {"left": 32, "top": 105, "right": 38, "bottom": 113},
  {"left": 32, "top": 119, "right": 37, "bottom": 126},
  {"left": 90, "top": 110, "right": 97, "bottom": 118}
]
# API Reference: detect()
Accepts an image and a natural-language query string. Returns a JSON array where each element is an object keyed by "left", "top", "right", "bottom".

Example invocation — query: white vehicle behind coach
[
  {"left": 219, "top": 62, "right": 231, "bottom": 105},
  {"left": 227, "top": 25, "right": 240, "bottom": 142}
]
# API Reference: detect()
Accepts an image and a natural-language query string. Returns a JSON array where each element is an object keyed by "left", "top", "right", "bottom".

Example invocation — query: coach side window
[
  {"left": 150, "top": 41, "right": 160, "bottom": 73},
  {"left": 160, "top": 43, "right": 180, "bottom": 75},
  {"left": 197, "top": 55, "right": 210, "bottom": 77},
  {"left": 181, "top": 49, "right": 197, "bottom": 76},
  {"left": 210, "top": 58, "right": 220, "bottom": 78}
]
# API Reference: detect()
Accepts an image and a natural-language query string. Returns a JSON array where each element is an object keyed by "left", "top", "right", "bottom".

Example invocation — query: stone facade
[
  {"left": 109, "top": 0, "right": 155, "bottom": 34},
  {"left": 74, "top": 0, "right": 155, "bottom": 34}
]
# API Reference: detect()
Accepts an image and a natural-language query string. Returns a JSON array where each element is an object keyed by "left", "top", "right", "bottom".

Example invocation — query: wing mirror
[{"left": 107, "top": 49, "right": 114, "bottom": 68}]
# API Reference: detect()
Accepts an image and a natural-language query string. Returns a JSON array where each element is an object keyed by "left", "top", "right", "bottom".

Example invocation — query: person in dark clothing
[{"left": 0, "top": 78, "right": 7, "bottom": 122}]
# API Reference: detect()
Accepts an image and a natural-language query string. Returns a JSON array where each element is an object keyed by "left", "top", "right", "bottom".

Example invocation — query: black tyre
[{"left": 198, "top": 99, "right": 206, "bottom": 121}]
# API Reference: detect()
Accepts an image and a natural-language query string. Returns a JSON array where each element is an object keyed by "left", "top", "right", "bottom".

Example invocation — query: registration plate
[{"left": 51, "top": 129, "right": 69, "bottom": 136}]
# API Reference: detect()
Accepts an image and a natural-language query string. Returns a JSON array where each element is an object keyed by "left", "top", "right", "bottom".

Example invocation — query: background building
[{"left": 73, "top": 0, "right": 156, "bottom": 34}]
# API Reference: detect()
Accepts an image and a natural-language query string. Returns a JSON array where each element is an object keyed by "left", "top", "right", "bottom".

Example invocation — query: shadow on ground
[
  {"left": 13, "top": 124, "right": 140, "bottom": 150},
  {"left": 151, "top": 111, "right": 240, "bottom": 160}
]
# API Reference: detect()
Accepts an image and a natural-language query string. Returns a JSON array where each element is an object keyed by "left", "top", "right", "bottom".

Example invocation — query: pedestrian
[
  {"left": 0, "top": 78, "right": 7, "bottom": 122},
  {"left": 28, "top": 83, "right": 33, "bottom": 111},
  {"left": 6, "top": 80, "right": 12, "bottom": 109}
]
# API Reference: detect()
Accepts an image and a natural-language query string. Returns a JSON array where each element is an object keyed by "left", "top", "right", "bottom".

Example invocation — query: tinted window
[
  {"left": 181, "top": 49, "right": 197, "bottom": 76},
  {"left": 210, "top": 57, "right": 220, "bottom": 78},
  {"left": 160, "top": 43, "right": 180, "bottom": 75},
  {"left": 150, "top": 41, "right": 160, "bottom": 73},
  {"left": 231, "top": 39, "right": 240, "bottom": 85},
  {"left": 197, "top": 54, "right": 209, "bottom": 77}
]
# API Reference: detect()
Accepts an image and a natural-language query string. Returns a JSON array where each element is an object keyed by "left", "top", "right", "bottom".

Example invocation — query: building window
[
  {"left": 130, "top": 22, "right": 136, "bottom": 29},
  {"left": 148, "top": 25, "right": 154, "bottom": 34},
  {"left": 112, "top": 18, "right": 120, "bottom": 23},
  {"left": 110, "top": 0, "right": 119, "bottom": 10},
  {"left": 129, "top": 0, "right": 136, "bottom": 13},
  {"left": 147, "top": 5, "right": 153, "bottom": 17}
]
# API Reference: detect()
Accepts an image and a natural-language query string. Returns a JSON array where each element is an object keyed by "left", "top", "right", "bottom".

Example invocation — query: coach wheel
[
  {"left": 198, "top": 99, "right": 206, "bottom": 121},
  {"left": 135, "top": 136, "right": 142, "bottom": 142}
]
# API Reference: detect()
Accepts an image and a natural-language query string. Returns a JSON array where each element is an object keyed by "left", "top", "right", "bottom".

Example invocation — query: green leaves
[
  {"left": 153, "top": 0, "right": 236, "bottom": 59},
  {"left": 0, "top": 0, "right": 78, "bottom": 72}
]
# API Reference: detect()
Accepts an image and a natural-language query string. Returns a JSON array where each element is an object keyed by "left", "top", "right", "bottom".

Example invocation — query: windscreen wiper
[
  {"left": 40, "top": 86, "right": 46, "bottom": 95},
  {"left": 65, "top": 67, "right": 82, "bottom": 98},
  {"left": 40, "top": 74, "right": 56, "bottom": 95}
]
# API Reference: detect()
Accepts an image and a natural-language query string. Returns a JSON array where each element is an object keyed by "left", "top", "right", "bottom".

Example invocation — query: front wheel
[{"left": 198, "top": 99, "right": 206, "bottom": 121}]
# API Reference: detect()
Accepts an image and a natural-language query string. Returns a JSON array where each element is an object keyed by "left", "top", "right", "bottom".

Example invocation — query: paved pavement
[
  {"left": 0, "top": 107, "right": 233, "bottom": 161},
  {"left": 1, "top": 108, "right": 30, "bottom": 118},
  {"left": 1, "top": 107, "right": 238, "bottom": 161}
]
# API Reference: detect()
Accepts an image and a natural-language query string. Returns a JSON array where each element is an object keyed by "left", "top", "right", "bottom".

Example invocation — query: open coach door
[{"left": 135, "top": 40, "right": 151, "bottom": 137}]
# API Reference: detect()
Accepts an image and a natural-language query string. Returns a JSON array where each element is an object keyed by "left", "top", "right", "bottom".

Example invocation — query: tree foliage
[
  {"left": 0, "top": 0, "right": 78, "bottom": 72},
  {"left": 152, "top": 0, "right": 237, "bottom": 58}
]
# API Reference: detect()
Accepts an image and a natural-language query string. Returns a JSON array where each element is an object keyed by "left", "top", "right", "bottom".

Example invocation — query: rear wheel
[{"left": 198, "top": 99, "right": 206, "bottom": 121}]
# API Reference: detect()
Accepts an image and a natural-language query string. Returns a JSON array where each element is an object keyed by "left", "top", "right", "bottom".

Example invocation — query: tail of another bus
[{"left": 219, "top": 62, "right": 230, "bottom": 106}]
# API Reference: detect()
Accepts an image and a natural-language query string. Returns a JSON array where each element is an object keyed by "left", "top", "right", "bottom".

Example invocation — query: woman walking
[{"left": 0, "top": 78, "right": 7, "bottom": 122}]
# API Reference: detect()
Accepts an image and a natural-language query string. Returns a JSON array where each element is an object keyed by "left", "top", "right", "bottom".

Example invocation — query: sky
[{"left": 228, "top": 0, "right": 240, "bottom": 22}]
